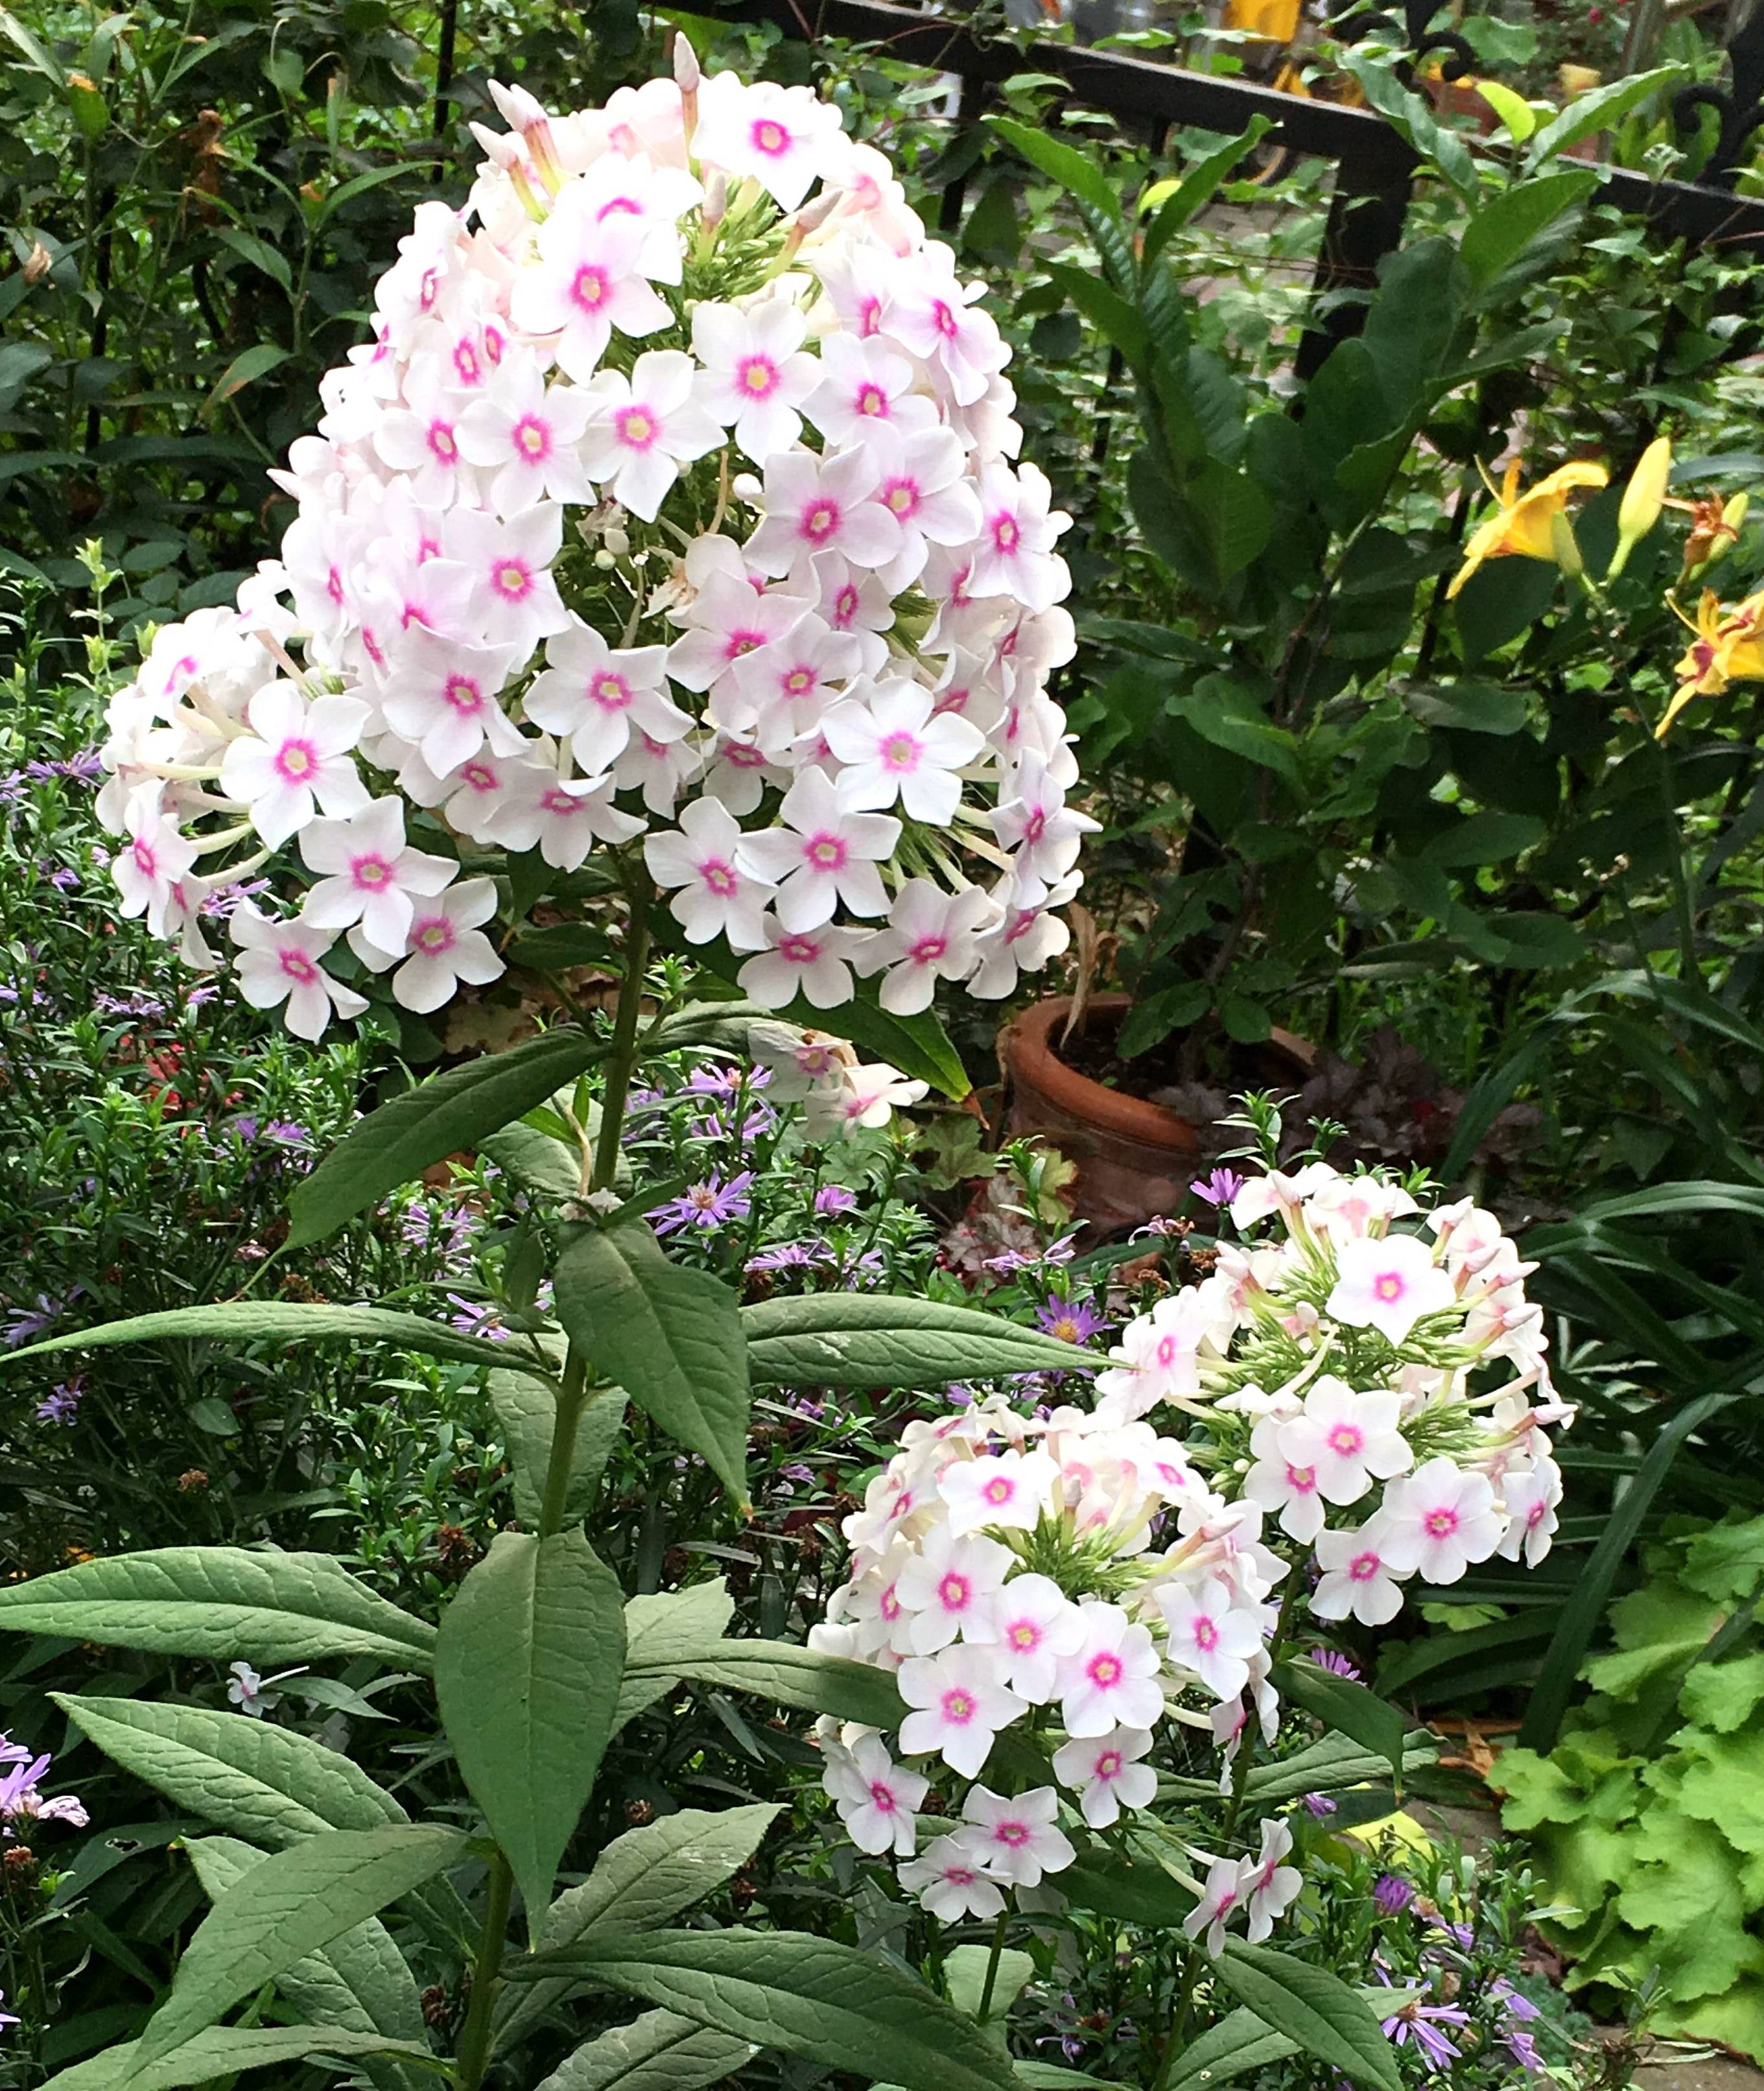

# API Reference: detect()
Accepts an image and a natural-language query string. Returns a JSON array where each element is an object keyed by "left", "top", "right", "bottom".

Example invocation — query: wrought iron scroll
[
  {"left": 1323, "top": 0, "right": 1476, "bottom": 88},
  {"left": 1674, "top": 0, "right": 1764, "bottom": 188}
]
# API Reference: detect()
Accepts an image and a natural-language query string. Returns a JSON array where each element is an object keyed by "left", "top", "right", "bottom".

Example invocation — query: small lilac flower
[
  {"left": 814, "top": 1184, "right": 858, "bottom": 1216},
  {"left": 447, "top": 1295, "right": 510, "bottom": 1341},
  {"left": 983, "top": 1233, "right": 1078, "bottom": 1275},
  {"left": 1379, "top": 1988, "right": 1470, "bottom": 2073},
  {"left": 232, "top": 1116, "right": 262, "bottom": 1146},
  {"left": 0, "top": 1985, "right": 19, "bottom": 2029},
  {"left": 1130, "top": 1214, "right": 1187, "bottom": 1239},
  {"left": 34, "top": 1376, "right": 83, "bottom": 1426},
  {"left": 1373, "top": 1873, "right": 1415, "bottom": 1916},
  {"left": 1190, "top": 1168, "right": 1246, "bottom": 1210},
  {"left": 1035, "top": 1297, "right": 1109, "bottom": 1347},
  {"left": 1310, "top": 1648, "right": 1362, "bottom": 1680},
  {"left": 746, "top": 1240, "right": 826, "bottom": 1273},
  {"left": 0, "top": 1747, "right": 88, "bottom": 1830},
  {"left": 1302, "top": 1793, "right": 1338, "bottom": 1820},
  {"left": 651, "top": 1172, "right": 755, "bottom": 1236},
  {"left": 45, "top": 864, "right": 80, "bottom": 893},
  {"left": 1505, "top": 2028, "right": 1544, "bottom": 2072},
  {"left": 199, "top": 875, "right": 272, "bottom": 919},
  {"left": 781, "top": 1463, "right": 816, "bottom": 1484},
  {"left": 3, "top": 1294, "right": 67, "bottom": 1348},
  {"left": 263, "top": 1120, "right": 311, "bottom": 1148},
  {"left": 227, "top": 1660, "right": 301, "bottom": 1718},
  {"left": 1493, "top": 1980, "right": 1541, "bottom": 2024}
]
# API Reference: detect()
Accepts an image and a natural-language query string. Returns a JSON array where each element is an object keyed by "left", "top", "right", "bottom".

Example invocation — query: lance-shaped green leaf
[
  {"left": 621, "top": 1636, "right": 906, "bottom": 1727},
  {"left": 498, "top": 1805, "right": 779, "bottom": 2046},
  {"left": 613, "top": 1583, "right": 736, "bottom": 1731},
  {"left": 740, "top": 1294, "right": 1094, "bottom": 1390},
  {"left": 554, "top": 1220, "right": 749, "bottom": 1503},
  {"left": 536, "top": 2011, "right": 755, "bottom": 2091},
  {"left": 288, "top": 1025, "right": 609, "bottom": 1247},
  {"left": 435, "top": 1530, "right": 626, "bottom": 1932},
  {"left": 1, "top": 1302, "right": 552, "bottom": 1384},
  {"left": 513, "top": 1929, "right": 1018, "bottom": 2091},
  {"left": 1243, "top": 1731, "right": 1437, "bottom": 1805},
  {"left": 135, "top": 1823, "right": 466, "bottom": 2067},
  {"left": 489, "top": 1373, "right": 626, "bottom": 1530},
  {"left": 0, "top": 1548, "right": 435, "bottom": 1668},
  {"left": 40, "top": 2024, "right": 440, "bottom": 2091},
  {"left": 1162, "top": 2006, "right": 1298, "bottom": 2090},
  {"left": 1272, "top": 1658, "right": 1408, "bottom": 1790},
  {"left": 1214, "top": 1943, "right": 1402, "bottom": 2091},
  {"left": 54, "top": 1694, "right": 408, "bottom": 1847}
]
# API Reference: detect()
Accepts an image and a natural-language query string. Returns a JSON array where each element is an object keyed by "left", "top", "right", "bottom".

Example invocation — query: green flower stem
[
  {"left": 976, "top": 1907, "right": 1010, "bottom": 2021},
  {"left": 592, "top": 873, "right": 652, "bottom": 1194},
  {"left": 539, "top": 1344, "right": 592, "bottom": 1540},
  {"left": 453, "top": 1849, "right": 515, "bottom": 2091},
  {"left": 1149, "top": 1939, "right": 1203, "bottom": 2091}
]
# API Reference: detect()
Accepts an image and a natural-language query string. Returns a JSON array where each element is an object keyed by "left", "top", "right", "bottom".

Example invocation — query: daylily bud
[
  {"left": 1606, "top": 435, "right": 1672, "bottom": 577},
  {"left": 1549, "top": 510, "right": 1584, "bottom": 580}
]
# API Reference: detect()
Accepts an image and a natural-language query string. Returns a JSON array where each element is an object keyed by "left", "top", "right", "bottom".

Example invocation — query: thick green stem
[
  {"left": 976, "top": 1908, "right": 1010, "bottom": 2021},
  {"left": 453, "top": 1850, "right": 514, "bottom": 2091},
  {"left": 591, "top": 877, "right": 652, "bottom": 1194},
  {"left": 1149, "top": 1940, "right": 1202, "bottom": 2091},
  {"left": 538, "top": 1345, "right": 592, "bottom": 1539}
]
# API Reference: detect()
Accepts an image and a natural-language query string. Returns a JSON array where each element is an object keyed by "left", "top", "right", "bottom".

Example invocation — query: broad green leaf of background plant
[
  {"left": 613, "top": 1583, "right": 737, "bottom": 1729},
  {"left": 945, "top": 1943, "right": 1035, "bottom": 2022},
  {"left": 0, "top": 1548, "right": 435, "bottom": 1668},
  {"left": 535, "top": 2011, "right": 756, "bottom": 2091},
  {"left": 620, "top": 1635, "right": 907, "bottom": 1728},
  {"left": 1163, "top": 2006, "right": 1299, "bottom": 2090},
  {"left": 135, "top": 1823, "right": 466, "bottom": 2066},
  {"left": 1459, "top": 169, "right": 1600, "bottom": 289},
  {"left": 435, "top": 1530, "right": 626, "bottom": 1933},
  {"left": 738, "top": 1294, "right": 1093, "bottom": 1388},
  {"left": 489, "top": 1371, "right": 626, "bottom": 1528},
  {"left": 39, "top": 2024, "right": 438, "bottom": 2091},
  {"left": 1215, "top": 1943, "right": 1402, "bottom": 2091},
  {"left": 515, "top": 1928, "right": 1019, "bottom": 2091},
  {"left": 288, "top": 1025, "right": 610, "bottom": 1246},
  {"left": 2, "top": 1301, "right": 550, "bottom": 1384},
  {"left": 1140, "top": 119, "right": 1273, "bottom": 270},
  {"left": 985, "top": 117, "right": 1136, "bottom": 294},
  {"left": 1272, "top": 1659, "right": 1408, "bottom": 1790},
  {"left": 1521, "top": 64, "right": 1687, "bottom": 172},
  {"left": 554, "top": 1219, "right": 750, "bottom": 1503}
]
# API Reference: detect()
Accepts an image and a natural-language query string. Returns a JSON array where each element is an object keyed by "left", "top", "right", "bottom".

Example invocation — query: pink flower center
[
  {"left": 779, "top": 932, "right": 821, "bottom": 965},
  {"left": 132, "top": 839, "right": 156, "bottom": 875},
  {"left": 1348, "top": 1550, "right": 1382, "bottom": 1583},
  {"left": 799, "top": 499, "right": 841, "bottom": 544},
  {"left": 910, "top": 934, "right": 948, "bottom": 966},
  {"left": 881, "top": 731, "right": 921, "bottom": 771},
  {"left": 274, "top": 738, "right": 318, "bottom": 783},
  {"left": 419, "top": 266, "right": 440, "bottom": 311},
  {"left": 725, "top": 742, "right": 768, "bottom": 769},
  {"left": 784, "top": 666, "right": 815, "bottom": 697},
  {"left": 932, "top": 298, "right": 959, "bottom": 339},
  {"left": 427, "top": 420, "right": 458, "bottom": 462},
  {"left": 996, "top": 1821, "right": 1029, "bottom": 1847},
  {"left": 937, "top": 1572, "right": 970, "bottom": 1612},
  {"left": 1007, "top": 1619, "right": 1039, "bottom": 1651},
  {"left": 869, "top": 1781, "right": 897, "bottom": 1813},
  {"left": 1155, "top": 1334, "right": 1179, "bottom": 1368},
  {"left": 453, "top": 341, "right": 481, "bottom": 384},
  {"left": 834, "top": 584, "right": 860, "bottom": 624},
  {"left": 855, "top": 382, "right": 888, "bottom": 418},
  {"left": 858, "top": 295, "right": 882, "bottom": 337},
  {"left": 1327, "top": 1424, "right": 1364, "bottom": 1458},
  {"left": 1087, "top": 1651, "right": 1123, "bottom": 1688},
  {"left": 1374, "top": 1271, "right": 1406, "bottom": 1303},
  {"left": 491, "top": 560, "right": 532, "bottom": 602},
  {"left": 939, "top": 1688, "right": 976, "bottom": 1725},
  {"left": 804, "top": 831, "right": 847, "bottom": 872},
  {"left": 751, "top": 116, "right": 791, "bottom": 156},
  {"left": 991, "top": 513, "right": 1020, "bottom": 554},
  {"left": 413, "top": 916, "right": 455, "bottom": 956},
  {"left": 459, "top": 761, "right": 498, "bottom": 793},
  {"left": 326, "top": 563, "right": 344, "bottom": 606},
  {"left": 1096, "top": 1751, "right": 1123, "bottom": 1780},
  {"left": 617, "top": 405, "right": 657, "bottom": 450},
  {"left": 570, "top": 264, "right": 609, "bottom": 311},
  {"left": 882, "top": 476, "right": 920, "bottom": 517},
  {"left": 1527, "top": 1500, "right": 1549, "bottom": 1529},
  {"left": 738, "top": 354, "right": 779, "bottom": 398},
  {"left": 444, "top": 674, "right": 484, "bottom": 714},
  {"left": 541, "top": 788, "right": 584, "bottom": 817},
  {"left": 593, "top": 672, "right": 633, "bottom": 712},
  {"left": 947, "top": 1864, "right": 978, "bottom": 1887},
  {"left": 1286, "top": 1465, "right": 1316, "bottom": 1493},
  {"left": 879, "top": 1586, "right": 901, "bottom": 1620},
  {"left": 513, "top": 414, "right": 552, "bottom": 460},
  {"left": 351, "top": 855, "right": 392, "bottom": 890},
  {"left": 1424, "top": 1506, "right": 1459, "bottom": 1539},
  {"left": 279, "top": 948, "right": 318, "bottom": 984},
  {"left": 983, "top": 1476, "right": 1015, "bottom": 1508},
  {"left": 698, "top": 857, "right": 738, "bottom": 897},
  {"left": 1193, "top": 1616, "right": 1219, "bottom": 1652}
]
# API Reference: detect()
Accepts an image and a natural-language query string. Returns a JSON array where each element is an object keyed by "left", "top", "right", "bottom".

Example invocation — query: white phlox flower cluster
[
  {"left": 1092, "top": 1161, "right": 1571, "bottom": 1627},
  {"left": 93, "top": 52, "right": 1093, "bottom": 1040},
  {"left": 812, "top": 1394, "right": 1300, "bottom": 1950}
]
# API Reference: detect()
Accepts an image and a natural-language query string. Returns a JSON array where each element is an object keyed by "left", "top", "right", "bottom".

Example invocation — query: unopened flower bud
[
  {"left": 701, "top": 169, "right": 727, "bottom": 232},
  {"left": 1606, "top": 434, "right": 1672, "bottom": 578},
  {"left": 22, "top": 239, "right": 53, "bottom": 285},
  {"left": 604, "top": 526, "right": 630, "bottom": 556},
  {"left": 779, "top": 187, "right": 840, "bottom": 261},
  {"left": 672, "top": 34, "right": 701, "bottom": 145},
  {"left": 486, "top": 77, "right": 562, "bottom": 195},
  {"left": 1686, "top": 491, "right": 1751, "bottom": 576},
  {"left": 593, "top": 547, "right": 617, "bottom": 571}
]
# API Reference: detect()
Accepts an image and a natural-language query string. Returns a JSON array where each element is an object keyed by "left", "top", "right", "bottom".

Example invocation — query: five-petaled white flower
[
  {"left": 220, "top": 683, "right": 370, "bottom": 849},
  {"left": 897, "top": 1642, "right": 1026, "bottom": 1778},
  {"left": 692, "top": 298, "right": 819, "bottom": 462},
  {"left": 296, "top": 797, "right": 458, "bottom": 953},
  {"left": 735, "top": 768, "right": 900, "bottom": 932},
  {"left": 230, "top": 903, "right": 367, "bottom": 1040},
  {"left": 644, "top": 794, "right": 777, "bottom": 950},
  {"left": 1052, "top": 1725, "right": 1157, "bottom": 1830},
  {"left": 580, "top": 349, "right": 723, "bottom": 522},
  {"left": 957, "top": 1784, "right": 1075, "bottom": 1887}
]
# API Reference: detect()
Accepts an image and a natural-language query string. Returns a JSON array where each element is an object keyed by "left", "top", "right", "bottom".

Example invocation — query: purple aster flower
[
  {"left": 982, "top": 1233, "right": 1079, "bottom": 1275},
  {"left": 185, "top": 985, "right": 218, "bottom": 1009},
  {"left": 686, "top": 1065, "right": 746, "bottom": 1096},
  {"left": 1190, "top": 1168, "right": 1245, "bottom": 1210},
  {"left": 1130, "top": 1214, "right": 1187, "bottom": 1239},
  {"left": 4, "top": 1294, "right": 67, "bottom": 1348},
  {"left": 650, "top": 1172, "right": 755, "bottom": 1236},
  {"left": 199, "top": 876, "right": 272, "bottom": 919},
  {"left": 746, "top": 1240, "right": 827, "bottom": 1273},
  {"left": 1302, "top": 1793, "right": 1338, "bottom": 1820},
  {"left": 1505, "top": 2029, "right": 1544, "bottom": 2072},
  {"left": 447, "top": 1295, "right": 509, "bottom": 1341},
  {"left": 791, "top": 1394, "right": 825, "bottom": 1421},
  {"left": 1372, "top": 1873, "right": 1415, "bottom": 1916},
  {"left": 1309, "top": 1648, "right": 1361, "bottom": 1679},
  {"left": 813, "top": 1184, "right": 858, "bottom": 1216},
  {"left": 1382, "top": 1998, "right": 1470, "bottom": 2072},
  {"left": 1428, "top": 1916, "right": 1476, "bottom": 1949},
  {"left": 690, "top": 1105, "right": 775, "bottom": 1144},
  {"left": 1035, "top": 1297, "right": 1110, "bottom": 1347},
  {"left": 0, "top": 771, "right": 28, "bottom": 805},
  {"left": 45, "top": 864, "right": 80, "bottom": 893},
  {"left": 0, "top": 1749, "right": 88, "bottom": 1830},
  {"left": 232, "top": 1116, "right": 262, "bottom": 1145},
  {"left": 781, "top": 1463, "right": 816, "bottom": 1484},
  {"left": 34, "top": 1377, "right": 83, "bottom": 1426},
  {"left": 1492, "top": 1981, "right": 1541, "bottom": 2024},
  {"left": 263, "top": 1120, "right": 310, "bottom": 1147},
  {"left": 945, "top": 1383, "right": 975, "bottom": 1407}
]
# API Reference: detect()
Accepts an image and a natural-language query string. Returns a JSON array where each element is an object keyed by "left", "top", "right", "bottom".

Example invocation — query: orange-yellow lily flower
[
  {"left": 1447, "top": 459, "right": 1610, "bottom": 600},
  {"left": 1660, "top": 588, "right": 1764, "bottom": 737}
]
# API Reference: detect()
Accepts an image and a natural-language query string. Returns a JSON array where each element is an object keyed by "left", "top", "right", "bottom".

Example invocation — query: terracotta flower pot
[{"left": 1000, "top": 994, "right": 1315, "bottom": 1237}]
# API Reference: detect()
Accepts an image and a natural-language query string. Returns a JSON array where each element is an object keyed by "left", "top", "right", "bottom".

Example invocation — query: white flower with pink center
[
  {"left": 693, "top": 74, "right": 845, "bottom": 210},
  {"left": 692, "top": 298, "right": 819, "bottom": 462},
  {"left": 113, "top": 784, "right": 201, "bottom": 939},
  {"left": 1094, "top": 1288, "right": 1234, "bottom": 1422},
  {"left": 355, "top": 875, "right": 504, "bottom": 1013},
  {"left": 1184, "top": 1854, "right": 1244, "bottom": 1959},
  {"left": 1325, "top": 1232, "right": 1457, "bottom": 1347},
  {"left": 744, "top": 447, "right": 905, "bottom": 580},
  {"left": 379, "top": 628, "right": 524, "bottom": 778},
  {"left": 881, "top": 250, "right": 1008, "bottom": 407},
  {"left": 896, "top": 1642, "right": 1026, "bottom": 1778},
  {"left": 486, "top": 763, "right": 644, "bottom": 869},
  {"left": 456, "top": 355, "right": 594, "bottom": 511},
  {"left": 822, "top": 680, "right": 985, "bottom": 826},
  {"left": 967, "top": 869, "right": 1079, "bottom": 1000},
  {"left": 1498, "top": 1456, "right": 1562, "bottom": 1567},
  {"left": 371, "top": 362, "right": 474, "bottom": 506},
  {"left": 735, "top": 917, "right": 867, "bottom": 1010},
  {"left": 1059, "top": 1601, "right": 1164, "bottom": 1737},
  {"left": 803, "top": 334, "right": 936, "bottom": 449},
  {"left": 735, "top": 769, "right": 900, "bottom": 933},
  {"left": 510, "top": 196, "right": 668, "bottom": 383},
  {"left": 722, "top": 614, "right": 864, "bottom": 746},
  {"left": 956, "top": 1784, "right": 1074, "bottom": 1887},
  {"left": 964, "top": 1571, "right": 1084, "bottom": 1702},
  {"left": 822, "top": 1733, "right": 928, "bottom": 1858},
  {"left": 1051, "top": 1724, "right": 1157, "bottom": 1830},
  {"left": 1378, "top": 1456, "right": 1502, "bottom": 1585},
  {"left": 1238, "top": 1818, "right": 1302, "bottom": 1943},
  {"left": 863, "top": 425, "right": 984, "bottom": 593},
  {"left": 898, "top": 1836, "right": 1005, "bottom": 1922},
  {"left": 1158, "top": 1577, "right": 1264, "bottom": 1703},
  {"left": 296, "top": 797, "right": 458, "bottom": 953},
  {"left": 1276, "top": 1378, "right": 1413, "bottom": 1506},
  {"left": 967, "top": 461, "right": 1072, "bottom": 613},
  {"left": 578, "top": 349, "right": 722, "bottom": 523},
  {"left": 989, "top": 750, "right": 1098, "bottom": 885},
  {"left": 801, "top": 1059, "right": 928, "bottom": 1139},
  {"left": 1241, "top": 1415, "right": 1327, "bottom": 1545},
  {"left": 937, "top": 1449, "right": 1059, "bottom": 1540},
  {"left": 446, "top": 503, "right": 570, "bottom": 655},
  {"left": 523, "top": 625, "right": 684, "bottom": 772},
  {"left": 570, "top": 148, "right": 701, "bottom": 283},
  {"left": 891, "top": 1528, "right": 1011, "bottom": 1655},
  {"left": 1310, "top": 1522, "right": 1405, "bottom": 1626},
  {"left": 219, "top": 683, "right": 370, "bottom": 849},
  {"left": 229, "top": 903, "right": 367, "bottom": 1041},
  {"left": 858, "top": 880, "right": 997, "bottom": 1017},
  {"left": 644, "top": 794, "right": 777, "bottom": 951}
]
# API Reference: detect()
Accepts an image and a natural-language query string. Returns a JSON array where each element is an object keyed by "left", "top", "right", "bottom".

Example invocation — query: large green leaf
[
  {"left": 1141, "top": 120, "right": 1273, "bottom": 271},
  {"left": 613, "top": 1583, "right": 737, "bottom": 1730},
  {"left": 1273, "top": 1659, "right": 1407, "bottom": 1790},
  {"left": 288, "top": 1026, "right": 609, "bottom": 1246},
  {"left": 1164, "top": 2007, "right": 1298, "bottom": 2090},
  {"left": 435, "top": 1530, "right": 626, "bottom": 1932},
  {"left": 1522, "top": 63, "right": 1687, "bottom": 171},
  {"left": 135, "top": 1824, "right": 466, "bottom": 2067},
  {"left": 985, "top": 116, "right": 1136, "bottom": 296},
  {"left": 535, "top": 2012, "right": 754, "bottom": 2091},
  {"left": 1215, "top": 1944, "right": 1401, "bottom": 2091},
  {"left": 499, "top": 1806, "right": 780, "bottom": 2046},
  {"left": 554, "top": 1220, "right": 749, "bottom": 1503},
  {"left": 1, "top": 1302, "right": 551, "bottom": 1384},
  {"left": 489, "top": 1371, "right": 625, "bottom": 1529},
  {"left": 621, "top": 1636, "right": 906, "bottom": 1727},
  {"left": 0, "top": 1548, "right": 434, "bottom": 1668},
  {"left": 1244, "top": 1732, "right": 1437, "bottom": 1805},
  {"left": 515, "top": 1929, "right": 1018, "bottom": 2091},
  {"left": 1057, "top": 1849, "right": 1193, "bottom": 1929},
  {"left": 53, "top": 1694, "right": 408, "bottom": 1847},
  {"left": 39, "top": 2024, "right": 438, "bottom": 2091},
  {"left": 739, "top": 1295, "right": 1094, "bottom": 1389},
  {"left": 1459, "top": 169, "right": 1600, "bottom": 289}
]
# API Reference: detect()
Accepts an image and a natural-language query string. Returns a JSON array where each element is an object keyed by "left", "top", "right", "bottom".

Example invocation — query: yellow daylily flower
[
  {"left": 1446, "top": 459, "right": 1610, "bottom": 600},
  {"left": 1659, "top": 588, "right": 1764, "bottom": 737}
]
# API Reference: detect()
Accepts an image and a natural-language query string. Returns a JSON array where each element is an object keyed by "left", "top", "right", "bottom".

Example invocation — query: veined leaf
[
  {"left": 987, "top": 116, "right": 1136, "bottom": 295},
  {"left": 0, "top": 1548, "right": 435, "bottom": 1668},
  {"left": 435, "top": 1530, "right": 626, "bottom": 1933},
  {"left": 739, "top": 1294, "right": 1094, "bottom": 1389},
  {"left": 489, "top": 1372, "right": 624, "bottom": 1530},
  {"left": 1142, "top": 120, "right": 1272, "bottom": 270},
  {"left": 621, "top": 1636, "right": 906, "bottom": 1728},
  {"left": 535, "top": 2011, "right": 754, "bottom": 2091},
  {"left": 1273, "top": 1659, "right": 1407, "bottom": 1790},
  {"left": 1163, "top": 2006, "right": 1299, "bottom": 2090},
  {"left": 38, "top": 2024, "right": 438, "bottom": 2091},
  {"left": 288, "top": 1026, "right": 610, "bottom": 1246},
  {"left": 1216, "top": 1943, "right": 1401, "bottom": 2091},
  {"left": 613, "top": 1583, "right": 736, "bottom": 1730},
  {"left": 1522, "top": 64, "right": 1688, "bottom": 171}
]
